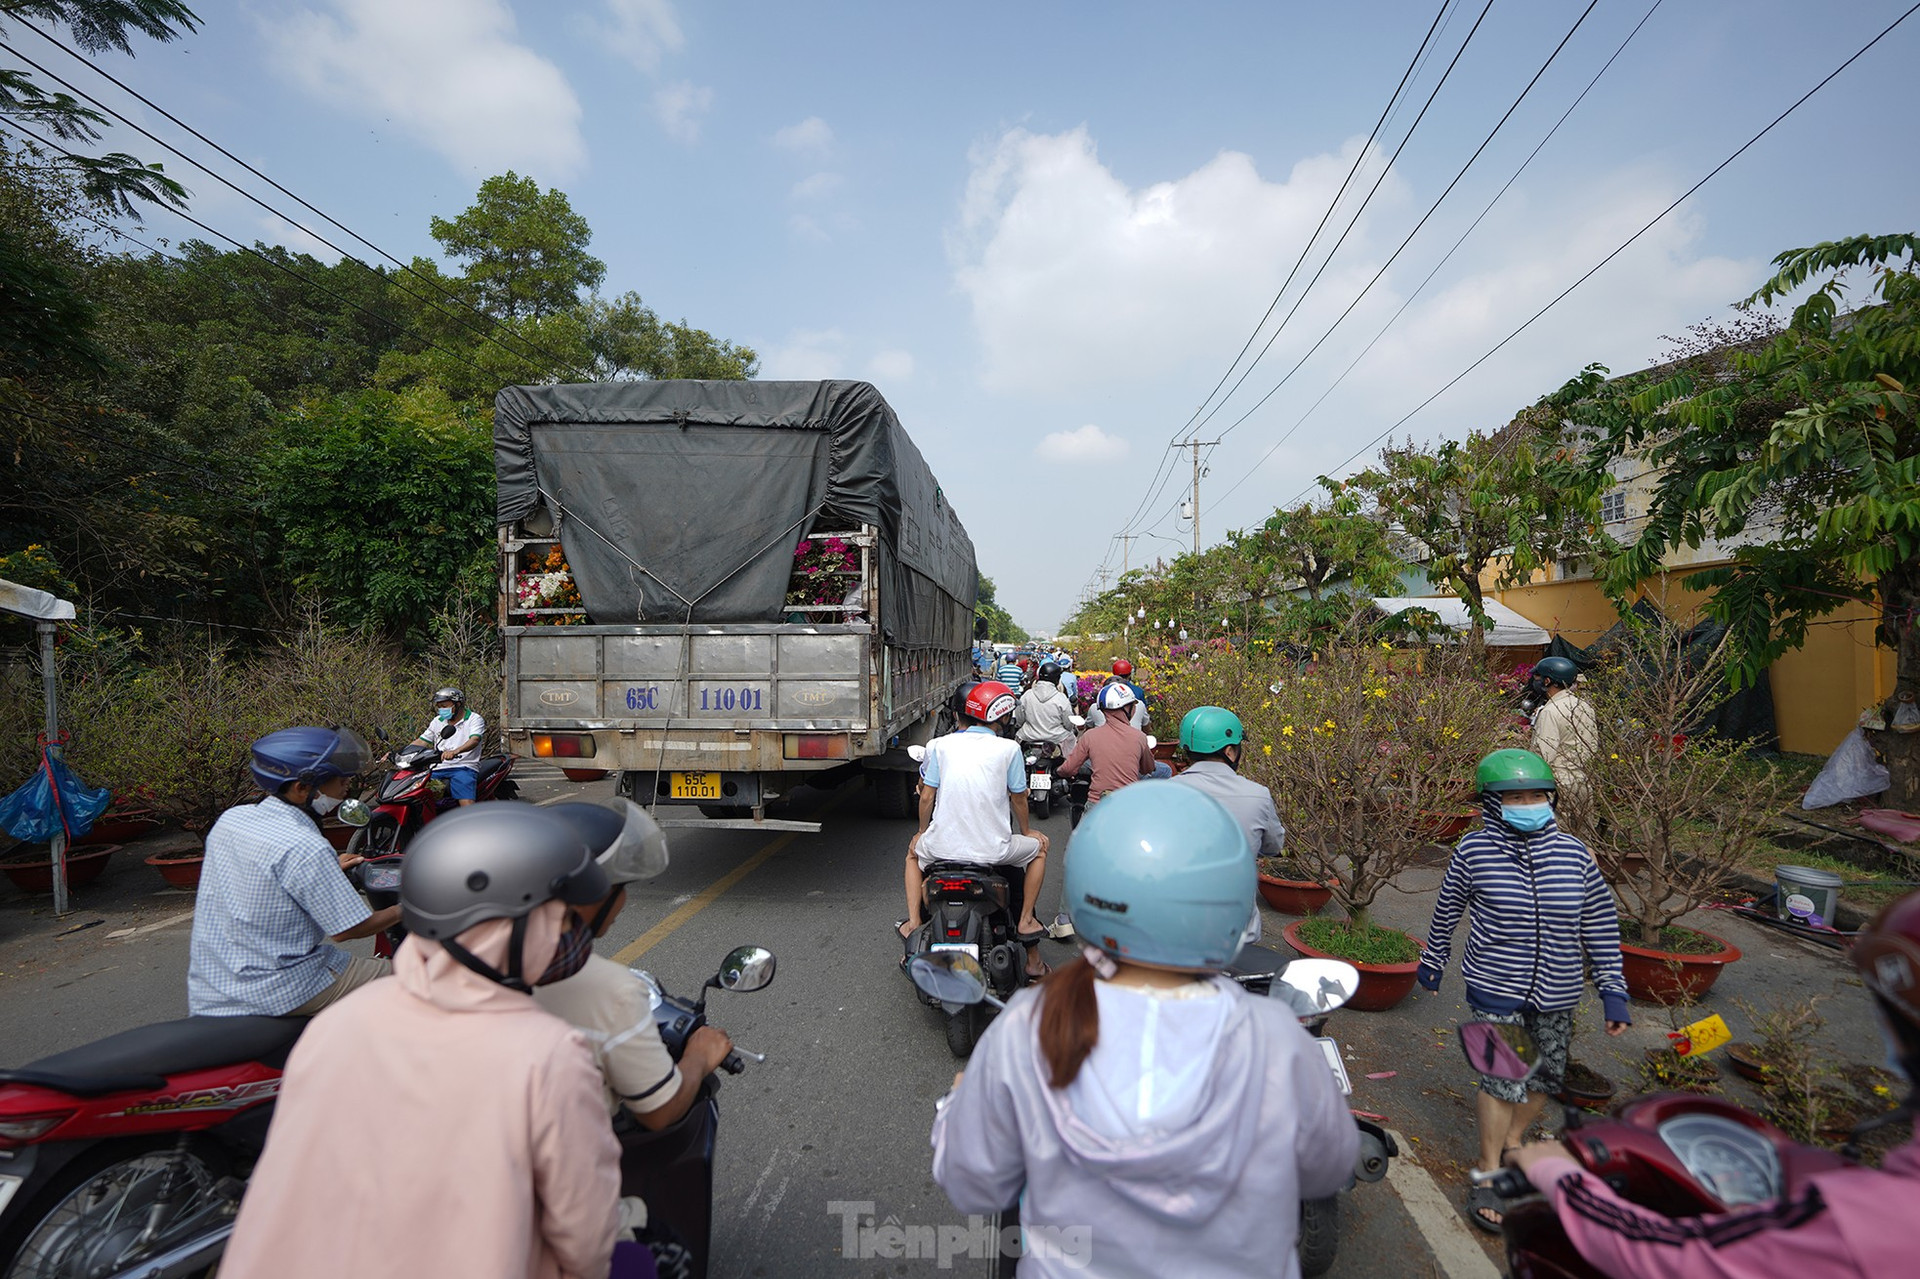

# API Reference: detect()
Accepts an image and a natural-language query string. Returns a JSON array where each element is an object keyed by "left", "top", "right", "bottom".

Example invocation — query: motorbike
[
  {"left": 0, "top": 1014, "right": 304, "bottom": 1279},
  {"left": 1459, "top": 1021, "right": 1852, "bottom": 1279},
  {"left": 343, "top": 738, "right": 519, "bottom": 863},
  {"left": 1017, "top": 740, "right": 1063, "bottom": 819},
  {"left": 620, "top": 945, "right": 775, "bottom": 1279},
  {"left": 907, "top": 951, "right": 1392, "bottom": 1278}
]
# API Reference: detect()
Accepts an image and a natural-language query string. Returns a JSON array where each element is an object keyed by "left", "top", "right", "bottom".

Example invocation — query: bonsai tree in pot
[
  {"left": 1243, "top": 625, "right": 1513, "bottom": 1009},
  {"left": 1570, "top": 607, "right": 1793, "bottom": 1001}
]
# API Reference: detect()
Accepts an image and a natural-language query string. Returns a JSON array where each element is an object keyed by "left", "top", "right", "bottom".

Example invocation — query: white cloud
[
  {"left": 953, "top": 127, "right": 1400, "bottom": 396},
  {"left": 773, "top": 116, "right": 834, "bottom": 157},
  {"left": 263, "top": 0, "right": 585, "bottom": 177},
  {"left": 867, "top": 350, "right": 915, "bottom": 383},
  {"left": 588, "top": 0, "right": 684, "bottom": 73},
  {"left": 653, "top": 81, "right": 713, "bottom": 144},
  {"left": 790, "top": 171, "right": 841, "bottom": 202},
  {"left": 1038, "top": 424, "right": 1131, "bottom": 463},
  {"left": 763, "top": 328, "right": 847, "bottom": 380}
]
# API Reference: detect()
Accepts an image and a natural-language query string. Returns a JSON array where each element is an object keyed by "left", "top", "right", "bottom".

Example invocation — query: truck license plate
[{"left": 669, "top": 772, "right": 723, "bottom": 800}]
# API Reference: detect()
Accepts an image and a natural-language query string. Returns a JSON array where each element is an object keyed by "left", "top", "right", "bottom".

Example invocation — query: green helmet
[
  {"left": 1476, "top": 748, "right": 1557, "bottom": 794},
  {"left": 1179, "top": 706, "right": 1244, "bottom": 757}
]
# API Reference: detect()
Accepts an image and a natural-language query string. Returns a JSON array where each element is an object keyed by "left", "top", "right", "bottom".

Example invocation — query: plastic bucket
[{"left": 1775, "top": 865, "right": 1844, "bottom": 927}]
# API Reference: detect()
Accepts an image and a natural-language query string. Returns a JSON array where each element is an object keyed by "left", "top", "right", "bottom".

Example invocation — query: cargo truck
[{"left": 494, "top": 379, "right": 977, "bottom": 832}]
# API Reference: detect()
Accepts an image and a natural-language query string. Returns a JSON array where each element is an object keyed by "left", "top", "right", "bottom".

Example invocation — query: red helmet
[
  {"left": 963, "top": 681, "right": 1018, "bottom": 724},
  {"left": 1111, "top": 659, "right": 1133, "bottom": 678},
  {"left": 1856, "top": 890, "right": 1920, "bottom": 1076}
]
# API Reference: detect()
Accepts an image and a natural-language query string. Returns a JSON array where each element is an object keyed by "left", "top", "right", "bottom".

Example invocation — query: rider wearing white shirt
[{"left": 410, "top": 686, "right": 485, "bottom": 806}]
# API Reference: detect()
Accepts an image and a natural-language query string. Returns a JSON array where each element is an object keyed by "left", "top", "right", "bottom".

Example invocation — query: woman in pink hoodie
[
  {"left": 222, "top": 806, "right": 625, "bottom": 1279},
  {"left": 1506, "top": 889, "right": 1920, "bottom": 1278}
]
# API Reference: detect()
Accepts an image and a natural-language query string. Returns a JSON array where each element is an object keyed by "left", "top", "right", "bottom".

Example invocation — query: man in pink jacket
[
  {"left": 1507, "top": 889, "right": 1920, "bottom": 1277},
  {"left": 223, "top": 806, "right": 625, "bottom": 1279}
]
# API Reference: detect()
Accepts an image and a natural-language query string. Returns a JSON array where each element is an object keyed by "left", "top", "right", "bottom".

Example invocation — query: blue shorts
[{"left": 443, "top": 768, "right": 478, "bottom": 801}]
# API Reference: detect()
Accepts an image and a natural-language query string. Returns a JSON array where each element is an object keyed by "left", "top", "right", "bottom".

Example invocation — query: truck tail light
[
  {"left": 531, "top": 733, "right": 597, "bottom": 759},
  {"left": 783, "top": 734, "right": 850, "bottom": 761}
]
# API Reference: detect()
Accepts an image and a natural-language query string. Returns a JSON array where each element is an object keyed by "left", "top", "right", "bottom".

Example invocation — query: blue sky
[{"left": 30, "top": 0, "right": 1920, "bottom": 632}]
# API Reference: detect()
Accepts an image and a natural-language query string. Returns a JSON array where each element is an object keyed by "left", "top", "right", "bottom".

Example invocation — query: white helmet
[{"left": 1099, "top": 683, "right": 1139, "bottom": 711}]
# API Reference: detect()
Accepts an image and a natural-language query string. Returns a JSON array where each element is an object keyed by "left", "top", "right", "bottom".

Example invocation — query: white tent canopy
[
  {"left": 0, "top": 579, "right": 76, "bottom": 622},
  {"left": 1371, "top": 596, "right": 1550, "bottom": 647}
]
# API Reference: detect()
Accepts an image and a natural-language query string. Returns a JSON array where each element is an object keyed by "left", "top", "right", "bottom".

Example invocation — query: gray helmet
[
  {"left": 399, "top": 805, "right": 610, "bottom": 940},
  {"left": 547, "top": 799, "right": 670, "bottom": 887},
  {"left": 432, "top": 686, "right": 465, "bottom": 705}
]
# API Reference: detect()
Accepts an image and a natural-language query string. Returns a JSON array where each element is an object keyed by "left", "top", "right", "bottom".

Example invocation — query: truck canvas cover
[{"left": 495, "top": 380, "right": 976, "bottom": 651}]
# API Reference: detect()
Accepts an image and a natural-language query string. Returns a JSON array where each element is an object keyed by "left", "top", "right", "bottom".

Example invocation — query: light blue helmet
[{"left": 1065, "top": 781, "right": 1255, "bottom": 970}]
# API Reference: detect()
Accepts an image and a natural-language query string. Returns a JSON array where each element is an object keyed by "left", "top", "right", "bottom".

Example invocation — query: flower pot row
[{"left": 0, "top": 842, "right": 207, "bottom": 893}]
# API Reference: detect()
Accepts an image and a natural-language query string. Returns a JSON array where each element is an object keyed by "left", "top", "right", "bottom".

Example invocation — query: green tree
[
  {"left": 1352, "top": 418, "right": 1583, "bottom": 631},
  {"left": 262, "top": 386, "right": 496, "bottom": 642},
  {"left": 582, "top": 291, "right": 757, "bottom": 380},
  {"left": 429, "top": 172, "right": 605, "bottom": 321},
  {"left": 1572, "top": 233, "right": 1920, "bottom": 797},
  {"left": 975, "top": 574, "right": 1029, "bottom": 644},
  {"left": 1258, "top": 479, "right": 1402, "bottom": 602},
  {"left": 0, "top": 2, "right": 197, "bottom": 213}
]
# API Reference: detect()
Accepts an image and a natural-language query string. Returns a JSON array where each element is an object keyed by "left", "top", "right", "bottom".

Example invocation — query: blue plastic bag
[{"left": 0, "top": 750, "right": 110, "bottom": 844}]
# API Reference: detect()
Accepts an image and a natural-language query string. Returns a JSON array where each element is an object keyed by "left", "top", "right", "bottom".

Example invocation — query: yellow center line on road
[{"left": 610, "top": 790, "right": 852, "bottom": 965}]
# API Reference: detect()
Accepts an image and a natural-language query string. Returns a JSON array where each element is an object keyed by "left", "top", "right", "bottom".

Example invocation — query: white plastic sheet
[{"left": 1802, "top": 728, "right": 1890, "bottom": 809}]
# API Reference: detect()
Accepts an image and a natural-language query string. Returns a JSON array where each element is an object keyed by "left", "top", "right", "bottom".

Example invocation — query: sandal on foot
[
  {"left": 1465, "top": 1184, "right": 1504, "bottom": 1234},
  {"left": 1015, "top": 926, "right": 1048, "bottom": 944},
  {"left": 1024, "top": 960, "right": 1053, "bottom": 981}
]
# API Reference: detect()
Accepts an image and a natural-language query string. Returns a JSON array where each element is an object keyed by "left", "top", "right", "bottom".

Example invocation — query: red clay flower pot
[
  {"left": 0, "top": 844, "right": 119, "bottom": 893},
  {"left": 1257, "top": 872, "right": 1336, "bottom": 916},
  {"left": 1415, "top": 810, "right": 1477, "bottom": 842},
  {"left": 76, "top": 811, "right": 161, "bottom": 847},
  {"left": 1282, "top": 919, "right": 1425, "bottom": 1012},
  {"left": 319, "top": 821, "right": 356, "bottom": 851},
  {"left": 1618, "top": 929, "right": 1741, "bottom": 1002},
  {"left": 146, "top": 850, "right": 206, "bottom": 890}
]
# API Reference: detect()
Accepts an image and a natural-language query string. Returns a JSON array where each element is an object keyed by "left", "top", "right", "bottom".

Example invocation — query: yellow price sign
[{"left": 1668, "top": 1013, "right": 1731, "bottom": 1057}]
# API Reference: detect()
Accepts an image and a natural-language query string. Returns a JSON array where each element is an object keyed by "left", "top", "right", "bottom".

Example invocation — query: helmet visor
[
  {"left": 323, "top": 729, "right": 373, "bottom": 780},
  {"left": 597, "top": 799, "right": 671, "bottom": 885}
]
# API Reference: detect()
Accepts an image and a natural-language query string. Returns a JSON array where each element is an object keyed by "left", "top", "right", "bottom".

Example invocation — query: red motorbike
[
  {"left": 1460, "top": 1023, "right": 1852, "bottom": 1279},
  {"left": 343, "top": 741, "right": 519, "bottom": 863},
  {"left": 0, "top": 1016, "right": 302, "bottom": 1279}
]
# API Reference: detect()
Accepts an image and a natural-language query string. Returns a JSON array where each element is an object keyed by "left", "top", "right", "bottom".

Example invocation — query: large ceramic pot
[
  {"left": 76, "top": 810, "right": 161, "bottom": 847},
  {"left": 319, "top": 820, "right": 356, "bottom": 851},
  {"left": 1618, "top": 928, "right": 1742, "bottom": 1002},
  {"left": 1282, "top": 919, "right": 1424, "bottom": 1012},
  {"left": 1257, "top": 872, "right": 1337, "bottom": 916},
  {"left": 146, "top": 849, "right": 206, "bottom": 890},
  {"left": 0, "top": 844, "right": 119, "bottom": 893},
  {"left": 1415, "top": 810, "right": 1477, "bottom": 842}
]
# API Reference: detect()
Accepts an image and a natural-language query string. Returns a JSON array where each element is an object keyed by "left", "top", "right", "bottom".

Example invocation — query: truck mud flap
[{"left": 654, "top": 816, "right": 823, "bottom": 833}]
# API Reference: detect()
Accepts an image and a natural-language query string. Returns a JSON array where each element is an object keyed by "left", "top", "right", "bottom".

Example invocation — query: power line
[
  {"left": 1209, "top": 0, "right": 1667, "bottom": 513},
  {"left": 1, "top": 34, "right": 581, "bottom": 381},
  {"left": 1177, "top": 0, "right": 1497, "bottom": 445},
  {"left": 1203, "top": 0, "right": 1601, "bottom": 451},
  {"left": 1277, "top": 0, "right": 1920, "bottom": 508},
  {"left": 10, "top": 120, "right": 500, "bottom": 380}
]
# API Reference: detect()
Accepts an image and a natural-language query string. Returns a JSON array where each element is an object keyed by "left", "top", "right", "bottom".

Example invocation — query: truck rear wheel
[{"left": 871, "top": 769, "right": 916, "bottom": 819}]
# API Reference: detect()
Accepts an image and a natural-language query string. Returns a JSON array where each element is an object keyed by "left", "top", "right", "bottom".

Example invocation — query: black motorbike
[
  {"left": 1018, "top": 741, "right": 1064, "bottom": 819},
  {"left": 902, "top": 861, "right": 1031, "bottom": 1059},
  {"left": 619, "top": 945, "right": 775, "bottom": 1279}
]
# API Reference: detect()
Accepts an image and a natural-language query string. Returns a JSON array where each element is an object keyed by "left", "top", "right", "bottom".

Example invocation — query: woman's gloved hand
[{"left": 1416, "top": 961, "right": 1442, "bottom": 993}]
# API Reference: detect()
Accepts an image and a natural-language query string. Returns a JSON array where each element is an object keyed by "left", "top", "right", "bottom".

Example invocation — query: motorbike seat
[
  {"left": 0, "top": 1016, "right": 306, "bottom": 1097},
  {"left": 922, "top": 861, "right": 1006, "bottom": 884},
  {"left": 472, "top": 756, "right": 511, "bottom": 782}
]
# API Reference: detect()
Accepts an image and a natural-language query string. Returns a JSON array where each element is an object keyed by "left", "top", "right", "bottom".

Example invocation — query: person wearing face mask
[
  {"left": 1502, "top": 889, "right": 1920, "bottom": 1277},
  {"left": 1415, "top": 748, "right": 1630, "bottom": 1235},
  {"left": 222, "top": 804, "right": 638, "bottom": 1279},
  {"left": 187, "top": 727, "right": 401, "bottom": 1017},
  {"left": 408, "top": 685, "right": 486, "bottom": 806}
]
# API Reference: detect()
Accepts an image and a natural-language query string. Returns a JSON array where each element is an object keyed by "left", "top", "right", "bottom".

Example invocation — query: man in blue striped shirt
[{"left": 1417, "top": 748, "right": 1630, "bottom": 1233}]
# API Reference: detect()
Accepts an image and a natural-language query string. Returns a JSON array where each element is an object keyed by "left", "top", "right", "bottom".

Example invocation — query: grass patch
[
  {"left": 1295, "top": 916, "right": 1421, "bottom": 964},
  {"left": 1620, "top": 924, "right": 1728, "bottom": 954}
]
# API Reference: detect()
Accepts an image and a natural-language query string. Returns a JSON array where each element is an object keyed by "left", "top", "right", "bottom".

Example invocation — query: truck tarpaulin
[{"left": 495, "top": 380, "right": 977, "bottom": 650}]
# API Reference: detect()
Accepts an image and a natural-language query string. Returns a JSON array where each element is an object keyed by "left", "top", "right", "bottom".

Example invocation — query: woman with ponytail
[{"left": 931, "top": 782, "right": 1358, "bottom": 1278}]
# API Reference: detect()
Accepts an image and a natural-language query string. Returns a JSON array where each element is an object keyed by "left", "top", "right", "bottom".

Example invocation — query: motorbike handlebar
[
  {"left": 1468, "top": 1166, "right": 1533, "bottom": 1198},
  {"left": 720, "top": 1052, "right": 746, "bottom": 1075}
]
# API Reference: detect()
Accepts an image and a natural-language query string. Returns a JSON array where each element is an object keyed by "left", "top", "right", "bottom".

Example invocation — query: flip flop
[
  {"left": 1015, "top": 927, "right": 1048, "bottom": 944},
  {"left": 1465, "top": 1184, "right": 1504, "bottom": 1234},
  {"left": 1024, "top": 959, "right": 1053, "bottom": 981}
]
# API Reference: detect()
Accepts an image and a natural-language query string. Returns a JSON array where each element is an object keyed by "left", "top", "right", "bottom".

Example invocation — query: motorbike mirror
[
  {"left": 906, "top": 744, "right": 927, "bottom": 763},
  {"left": 908, "top": 952, "right": 1003, "bottom": 1009},
  {"left": 1146, "top": 735, "right": 1158, "bottom": 750},
  {"left": 1459, "top": 1021, "right": 1541, "bottom": 1082},
  {"left": 1271, "top": 958, "right": 1360, "bottom": 1016},
  {"left": 374, "top": 727, "right": 390, "bottom": 743},
  {"left": 1069, "top": 715, "right": 1087, "bottom": 728},
  {"left": 712, "top": 945, "right": 777, "bottom": 993},
  {"left": 336, "top": 798, "right": 373, "bottom": 828}
]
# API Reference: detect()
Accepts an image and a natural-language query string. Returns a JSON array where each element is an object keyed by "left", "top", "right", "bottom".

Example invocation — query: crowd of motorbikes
[{"left": 0, "top": 668, "right": 1902, "bottom": 1279}]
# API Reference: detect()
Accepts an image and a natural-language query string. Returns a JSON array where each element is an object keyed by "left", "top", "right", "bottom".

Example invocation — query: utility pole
[
  {"left": 1183, "top": 440, "right": 1220, "bottom": 557},
  {"left": 1117, "top": 534, "right": 1139, "bottom": 576}
]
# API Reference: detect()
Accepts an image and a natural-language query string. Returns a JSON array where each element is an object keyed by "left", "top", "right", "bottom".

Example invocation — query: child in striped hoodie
[{"left": 1417, "top": 747, "right": 1631, "bottom": 1233}]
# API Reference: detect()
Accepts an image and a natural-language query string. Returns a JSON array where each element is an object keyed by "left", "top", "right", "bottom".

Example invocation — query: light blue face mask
[
  {"left": 1501, "top": 801, "right": 1554, "bottom": 833},
  {"left": 435, "top": 707, "right": 454, "bottom": 721}
]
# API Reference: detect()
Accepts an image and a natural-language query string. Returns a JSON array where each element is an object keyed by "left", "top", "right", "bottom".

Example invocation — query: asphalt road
[{"left": 0, "top": 764, "right": 1489, "bottom": 1278}]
